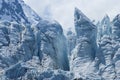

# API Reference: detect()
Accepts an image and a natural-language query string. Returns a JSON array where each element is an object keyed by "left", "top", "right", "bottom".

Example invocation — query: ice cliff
[
  {"left": 70, "top": 8, "right": 97, "bottom": 79},
  {"left": 0, "top": 0, "right": 120, "bottom": 80}
]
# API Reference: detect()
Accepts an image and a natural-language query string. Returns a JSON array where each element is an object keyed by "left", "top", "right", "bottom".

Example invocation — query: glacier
[
  {"left": 70, "top": 8, "right": 97, "bottom": 79},
  {"left": 0, "top": 0, "right": 120, "bottom": 80}
]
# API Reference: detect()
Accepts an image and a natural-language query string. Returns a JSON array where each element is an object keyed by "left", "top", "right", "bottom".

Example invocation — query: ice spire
[
  {"left": 70, "top": 8, "right": 97, "bottom": 78},
  {"left": 74, "top": 7, "right": 96, "bottom": 38},
  {"left": 101, "top": 14, "right": 112, "bottom": 36},
  {"left": 112, "top": 14, "right": 120, "bottom": 40}
]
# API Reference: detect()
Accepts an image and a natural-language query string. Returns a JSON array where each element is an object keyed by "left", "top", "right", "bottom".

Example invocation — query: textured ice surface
[
  {"left": 97, "top": 15, "right": 112, "bottom": 41},
  {"left": 35, "top": 19, "right": 69, "bottom": 71},
  {"left": 1, "top": 0, "right": 120, "bottom": 80},
  {"left": 70, "top": 8, "right": 98, "bottom": 79}
]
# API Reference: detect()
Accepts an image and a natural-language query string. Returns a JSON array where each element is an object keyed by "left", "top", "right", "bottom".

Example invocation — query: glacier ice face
[
  {"left": 98, "top": 36, "right": 115, "bottom": 80},
  {"left": 70, "top": 8, "right": 120, "bottom": 80},
  {"left": 0, "top": 15, "right": 70, "bottom": 80},
  {"left": 0, "top": 1, "right": 41, "bottom": 79},
  {"left": 1, "top": 0, "right": 120, "bottom": 80},
  {"left": 97, "top": 21, "right": 102, "bottom": 40},
  {"left": 95, "top": 14, "right": 120, "bottom": 80},
  {"left": 112, "top": 14, "right": 120, "bottom": 40},
  {"left": 66, "top": 29, "right": 76, "bottom": 56},
  {"left": 19, "top": 0, "right": 41, "bottom": 25},
  {"left": 70, "top": 8, "right": 97, "bottom": 79},
  {"left": 0, "top": 0, "right": 72, "bottom": 79},
  {"left": 97, "top": 15, "right": 112, "bottom": 41},
  {"left": 35, "top": 20, "right": 69, "bottom": 71},
  {"left": 0, "top": 0, "right": 40, "bottom": 25},
  {"left": 0, "top": 0, "right": 29, "bottom": 23},
  {"left": 74, "top": 8, "right": 97, "bottom": 61},
  {"left": 0, "top": 22, "right": 35, "bottom": 67},
  {"left": 101, "top": 15, "right": 112, "bottom": 36},
  {"left": 5, "top": 63, "right": 28, "bottom": 79},
  {"left": 74, "top": 8, "right": 95, "bottom": 38}
]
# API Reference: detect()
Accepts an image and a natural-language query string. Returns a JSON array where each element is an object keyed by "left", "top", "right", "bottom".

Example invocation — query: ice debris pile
[{"left": 0, "top": 0, "right": 120, "bottom": 80}]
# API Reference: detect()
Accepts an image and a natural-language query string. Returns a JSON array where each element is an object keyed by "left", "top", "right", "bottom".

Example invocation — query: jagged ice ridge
[{"left": 0, "top": 0, "right": 120, "bottom": 80}]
